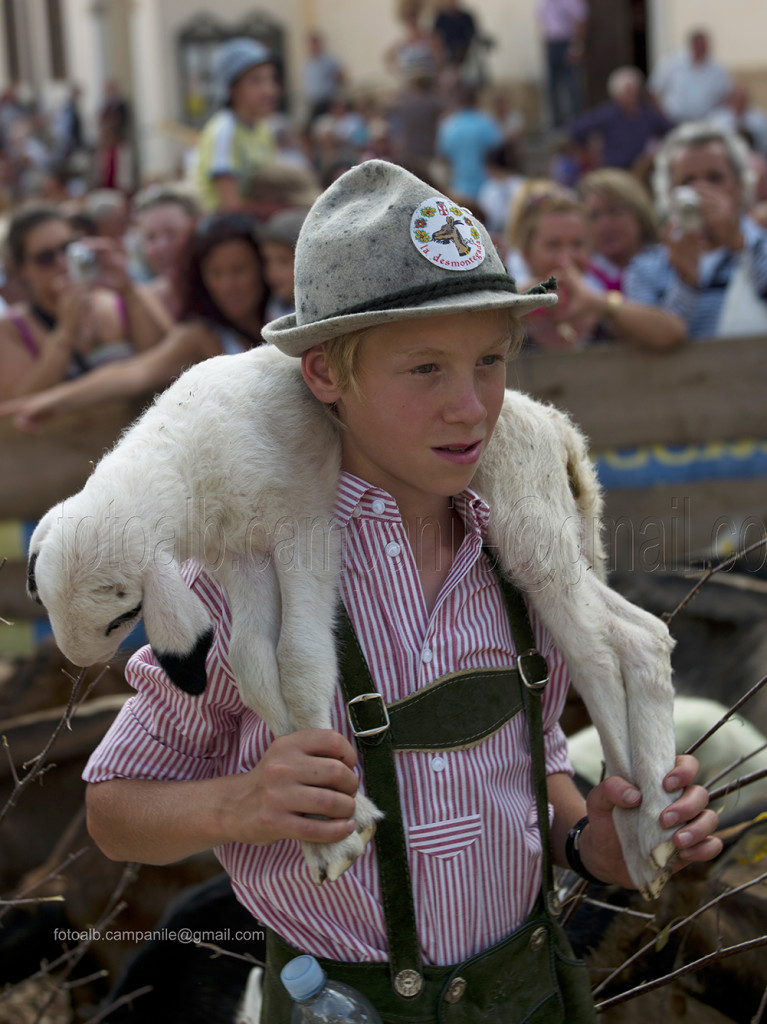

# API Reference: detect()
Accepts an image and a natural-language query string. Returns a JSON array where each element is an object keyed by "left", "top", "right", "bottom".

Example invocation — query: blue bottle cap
[{"left": 281, "top": 955, "right": 327, "bottom": 1001}]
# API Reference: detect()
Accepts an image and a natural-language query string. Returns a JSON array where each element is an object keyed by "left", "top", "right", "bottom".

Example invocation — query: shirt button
[
  {"left": 421, "top": 649, "right": 433, "bottom": 663},
  {"left": 431, "top": 756, "right": 446, "bottom": 772},
  {"left": 351, "top": 504, "right": 362, "bottom": 518},
  {"left": 372, "top": 499, "right": 386, "bottom": 514},
  {"left": 385, "top": 541, "right": 401, "bottom": 558}
]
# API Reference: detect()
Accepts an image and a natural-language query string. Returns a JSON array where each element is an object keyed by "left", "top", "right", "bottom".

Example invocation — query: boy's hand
[
  {"left": 220, "top": 729, "right": 360, "bottom": 848},
  {"left": 578, "top": 754, "right": 722, "bottom": 889}
]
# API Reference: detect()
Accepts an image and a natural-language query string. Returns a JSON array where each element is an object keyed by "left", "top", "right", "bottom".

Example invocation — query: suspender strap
[
  {"left": 337, "top": 612, "right": 425, "bottom": 998},
  {"left": 491, "top": 569, "right": 558, "bottom": 909}
]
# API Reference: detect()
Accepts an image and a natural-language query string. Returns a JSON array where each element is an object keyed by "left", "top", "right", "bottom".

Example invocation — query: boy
[
  {"left": 260, "top": 208, "right": 305, "bottom": 322},
  {"left": 84, "top": 161, "right": 720, "bottom": 1021},
  {"left": 194, "top": 37, "right": 280, "bottom": 213}
]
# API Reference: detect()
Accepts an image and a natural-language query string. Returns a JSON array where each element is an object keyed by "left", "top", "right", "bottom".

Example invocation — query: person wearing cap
[
  {"left": 194, "top": 36, "right": 280, "bottom": 213},
  {"left": 83, "top": 160, "right": 720, "bottom": 1021}
]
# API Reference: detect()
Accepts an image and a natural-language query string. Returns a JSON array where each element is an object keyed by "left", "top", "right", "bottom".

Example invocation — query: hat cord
[{"left": 319, "top": 274, "right": 557, "bottom": 321}]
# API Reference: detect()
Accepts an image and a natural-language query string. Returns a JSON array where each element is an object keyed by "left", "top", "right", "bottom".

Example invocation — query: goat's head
[{"left": 28, "top": 499, "right": 213, "bottom": 695}]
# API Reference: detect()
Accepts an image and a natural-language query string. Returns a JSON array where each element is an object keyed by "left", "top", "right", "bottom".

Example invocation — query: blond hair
[
  {"left": 577, "top": 168, "right": 659, "bottom": 245},
  {"left": 506, "top": 181, "right": 582, "bottom": 254},
  {"left": 321, "top": 308, "right": 524, "bottom": 403}
]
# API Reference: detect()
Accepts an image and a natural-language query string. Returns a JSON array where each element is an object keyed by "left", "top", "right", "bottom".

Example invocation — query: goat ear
[
  {"left": 26, "top": 506, "right": 59, "bottom": 604},
  {"left": 142, "top": 560, "right": 214, "bottom": 696}
]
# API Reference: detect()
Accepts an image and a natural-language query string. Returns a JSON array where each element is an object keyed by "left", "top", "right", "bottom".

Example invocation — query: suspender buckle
[
  {"left": 518, "top": 648, "right": 549, "bottom": 691},
  {"left": 347, "top": 692, "right": 391, "bottom": 737}
]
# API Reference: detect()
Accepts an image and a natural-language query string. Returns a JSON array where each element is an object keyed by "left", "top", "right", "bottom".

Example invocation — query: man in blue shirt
[{"left": 436, "top": 85, "right": 502, "bottom": 200}]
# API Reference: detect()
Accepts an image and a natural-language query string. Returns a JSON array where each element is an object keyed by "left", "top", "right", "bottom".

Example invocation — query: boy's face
[
  {"left": 305, "top": 309, "right": 512, "bottom": 516},
  {"left": 230, "top": 63, "right": 280, "bottom": 121},
  {"left": 263, "top": 241, "right": 295, "bottom": 302}
]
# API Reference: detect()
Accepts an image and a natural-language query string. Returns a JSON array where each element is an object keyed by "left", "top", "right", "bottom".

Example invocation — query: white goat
[{"left": 28, "top": 343, "right": 678, "bottom": 896}]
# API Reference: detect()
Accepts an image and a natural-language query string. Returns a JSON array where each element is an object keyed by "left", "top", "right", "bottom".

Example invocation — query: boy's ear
[{"left": 301, "top": 344, "right": 342, "bottom": 404}]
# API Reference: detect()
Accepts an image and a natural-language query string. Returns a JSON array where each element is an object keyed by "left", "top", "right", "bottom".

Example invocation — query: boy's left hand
[{"left": 579, "top": 754, "right": 723, "bottom": 890}]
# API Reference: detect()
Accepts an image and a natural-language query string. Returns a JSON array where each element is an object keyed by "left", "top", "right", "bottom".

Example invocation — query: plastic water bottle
[{"left": 281, "top": 955, "right": 383, "bottom": 1023}]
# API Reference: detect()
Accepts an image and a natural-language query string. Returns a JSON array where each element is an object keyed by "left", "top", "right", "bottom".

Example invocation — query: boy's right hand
[{"left": 220, "top": 729, "right": 360, "bottom": 848}]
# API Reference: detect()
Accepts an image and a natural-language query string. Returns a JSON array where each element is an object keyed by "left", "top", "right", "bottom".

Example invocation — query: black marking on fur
[
  {"left": 105, "top": 602, "right": 143, "bottom": 637},
  {"left": 155, "top": 627, "right": 214, "bottom": 696},
  {"left": 26, "top": 553, "right": 42, "bottom": 604}
]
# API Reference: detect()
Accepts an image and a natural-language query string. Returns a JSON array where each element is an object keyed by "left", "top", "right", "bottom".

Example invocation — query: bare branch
[
  {"left": 662, "top": 533, "right": 767, "bottom": 626},
  {"left": 84, "top": 986, "right": 154, "bottom": 1024},
  {"left": 595, "top": 934, "right": 767, "bottom": 1012},
  {"left": 703, "top": 741, "right": 767, "bottom": 790},
  {"left": 592, "top": 866, "right": 767, "bottom": 997},
  {"left": 751, "top": 984, "right": 767, "bottom": 1024},
  {"left": 684, "top": 674, "right": 767, "bottom": 756},
  {"left": 0, "top": 667, "right": 89, "bottom": 825},
  {"left": 195, "top": 940, "right": 263, "bottom": 968},
  {"left": 708, "top": 766, "right": 767, "bottom": 803},
  {"left": 0, "top": 895, "right": 65, "bottom": 906}
]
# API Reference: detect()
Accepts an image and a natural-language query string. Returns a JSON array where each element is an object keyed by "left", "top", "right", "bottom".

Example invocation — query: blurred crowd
[{"left": 2, "top": 0, "right": 767, "bottom": 431}]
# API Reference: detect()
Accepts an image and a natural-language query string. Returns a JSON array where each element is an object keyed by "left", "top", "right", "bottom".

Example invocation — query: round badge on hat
[{"left": 410, "top": 196, "right": 486, "bottom": 272}]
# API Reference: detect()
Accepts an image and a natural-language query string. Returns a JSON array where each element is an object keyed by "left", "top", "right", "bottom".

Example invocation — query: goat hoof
[
  {"left": 640, "top": 868, "right": 671, "bottom": 901},
  {"left": 325, "top": 854, "right": 355, "bottom": 884},
  {"left": 302, "top": 795, "right": 383, "bottom": 885},
  {"left": 650, "top": 838, "right": 676, "bottom": 871}
]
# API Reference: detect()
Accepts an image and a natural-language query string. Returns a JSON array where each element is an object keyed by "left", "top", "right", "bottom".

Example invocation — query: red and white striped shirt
[{"left": 84, "top": 473, "right": 573, "bottom": 965}]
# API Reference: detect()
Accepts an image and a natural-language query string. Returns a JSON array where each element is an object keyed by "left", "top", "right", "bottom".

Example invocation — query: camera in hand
[
  {"left": 66, "top": 241, "right": 100, "bottom": 283},
  {"left": 669, "top": 186, "right": 703, "bottom": 233}
]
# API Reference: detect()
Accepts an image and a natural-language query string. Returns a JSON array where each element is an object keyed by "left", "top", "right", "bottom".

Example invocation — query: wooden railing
[
  {"left": 1, "top": 337, "right": 766, "bottom": 640},
  {"left": 509, "top": 335, "right": 767, "bottom": 570}
]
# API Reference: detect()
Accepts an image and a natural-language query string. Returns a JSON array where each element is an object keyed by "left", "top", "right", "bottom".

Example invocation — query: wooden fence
[{"left": 1, "top": 337, "right": 765, "bottom": 651}]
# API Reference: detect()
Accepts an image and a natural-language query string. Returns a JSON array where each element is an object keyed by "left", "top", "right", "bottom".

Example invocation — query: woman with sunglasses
[
  {"left": 0, "top": 204, "right": 168, "bottom": 400},
  {"left": 0, "top": 213, "right": 269, "bottom": 430}
]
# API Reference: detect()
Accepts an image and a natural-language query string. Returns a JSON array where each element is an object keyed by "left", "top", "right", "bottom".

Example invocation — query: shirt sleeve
[
  {"left": 83, "top": 566, "right": 246, "bottom": 784},
  {"left": 624, "top": 246, "right": 698, "bottom": 324},
  {"left": 747, "top": 225, "right": 767, "bottom": 297},
  {"left": 205, "top": 110, "right": 239, "bottom": 180}
]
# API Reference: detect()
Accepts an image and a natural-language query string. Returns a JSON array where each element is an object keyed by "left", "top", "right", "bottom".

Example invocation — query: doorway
[{"left": 583, "top": 0, "right": 649, "bottom": 106}]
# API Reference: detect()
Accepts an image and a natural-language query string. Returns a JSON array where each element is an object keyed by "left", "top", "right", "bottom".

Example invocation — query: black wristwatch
[{"left": 565, "top": 815, "right": 605, "bottom": 886}]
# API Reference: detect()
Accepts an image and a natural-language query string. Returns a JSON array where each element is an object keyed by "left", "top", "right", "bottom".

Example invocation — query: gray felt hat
[{"left": 263, "top": 159, "right": 558, "bottom": 356}]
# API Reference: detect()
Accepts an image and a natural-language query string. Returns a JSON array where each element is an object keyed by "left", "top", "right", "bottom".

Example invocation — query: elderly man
[
  {"left": 625, "top": 122, "right": 767, "bottom": 339},
  {"left": 568, "top": 66, "right": 673, "bottom": 170},
  {"left": 649, "top": 29, "right": 731, "bottom": 124}
]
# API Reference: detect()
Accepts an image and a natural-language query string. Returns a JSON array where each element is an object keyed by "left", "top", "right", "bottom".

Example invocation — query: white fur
[{"left": 28, "top": 344, "right": 678, "bottom": 896}]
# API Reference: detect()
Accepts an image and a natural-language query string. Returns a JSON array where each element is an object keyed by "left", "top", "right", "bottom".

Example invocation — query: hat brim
[{"left": 263, "top": 288, "right": 558, "bottom": 356}]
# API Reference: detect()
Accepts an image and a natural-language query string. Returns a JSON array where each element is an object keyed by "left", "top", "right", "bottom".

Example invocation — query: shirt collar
[{"left": 334, "top": 471, "right": 490, "bottom": 537}]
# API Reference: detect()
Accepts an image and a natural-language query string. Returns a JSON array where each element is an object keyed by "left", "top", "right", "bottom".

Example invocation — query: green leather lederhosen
[{"left": 261, "top": 567, "right": 596, "bottom": 1023}]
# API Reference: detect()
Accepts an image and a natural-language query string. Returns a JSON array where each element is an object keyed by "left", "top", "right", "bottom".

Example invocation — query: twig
[
  {"left": 0, "top": 862, "right": 139, "bottom": 1016},
  {"left": 708, "top": 766, "right": 767, "bottom": 803},
  {"left": 0, "top": 895, "right": 65, "bottom": 905},
  {"left": 84, "top": 986, "right": 154, "bottom": 1024},
  {"left": 684, "top": 675, "right": 767, "bottom": 756},
  {"left": 752, "top": 983, "right": 767, "bottom": 1024},
  {"left": 579, "top": 896, "right": 655, "bottom": 921},
  {"left": 0, "top": 667, "right": 88, "bottom": 825},
  {"left": 662, "top": 534, "right": 767, "bottom": 625},
  {"left": 594, "top": 934, "right": 767, "bottom": 1012},
  {"left": 0, "top": 847, "right": 88, "bottom": 925},
  {"left": 703, "top": 741, "right": 767, "bottom": 791},
  {"left": 195, "top": 940, "right": 263, "bottom": 968},
  {"left": 592, "top": 865, "right": 767, "bottom": 997}
]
